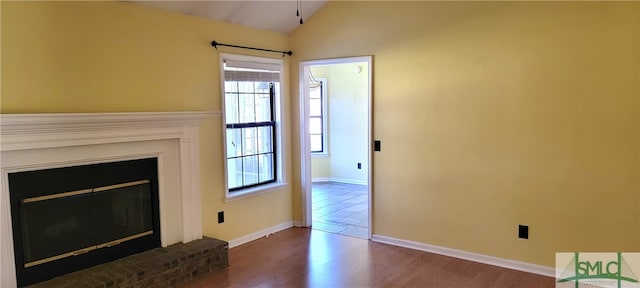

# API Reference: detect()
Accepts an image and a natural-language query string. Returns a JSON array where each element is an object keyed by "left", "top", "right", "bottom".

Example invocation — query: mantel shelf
[
  {"left": 1, "top": 111, "right": 220, "bottom": 134},
  {"left": 0, "top": 111, "right": 220, "bottom": 152}
]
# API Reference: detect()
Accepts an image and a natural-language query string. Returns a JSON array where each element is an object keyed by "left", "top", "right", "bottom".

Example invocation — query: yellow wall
[
  {"left": 290, "top": 1, "right": 640, "bottom": 267},
  {"left": 311, "top": 157, "right": 331, "bottom": 179},
  {"left": 1, "top": 1, "right": 293, "bottom": 242}
]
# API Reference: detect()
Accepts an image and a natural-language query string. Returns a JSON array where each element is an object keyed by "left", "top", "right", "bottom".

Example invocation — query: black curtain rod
[{"left": 211, "top": 41, "right": 293, "bottom": 57}]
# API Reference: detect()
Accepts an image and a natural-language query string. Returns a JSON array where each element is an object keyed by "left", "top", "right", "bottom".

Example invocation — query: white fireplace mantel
[
  {"left": 0, "top": 111, "right": 218, "bottom": 287},
  {"left": 1, "top": 111, "right": 217, "bottom": 151}
]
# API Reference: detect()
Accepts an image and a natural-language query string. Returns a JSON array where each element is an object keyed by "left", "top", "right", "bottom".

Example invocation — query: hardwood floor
[{"left": 182, "top": 227, "right": 554, "bottom": 288}]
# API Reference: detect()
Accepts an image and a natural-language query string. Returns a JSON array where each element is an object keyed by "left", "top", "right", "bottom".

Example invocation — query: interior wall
[
  {"left": 1, "top": 1, "right": 293, "bottom": 242},
  {"left": 289, "top": 1, "right": 640, "bottom": 267},
  {"left": 310, "top": 63, "right": 368, "bottom": 184}
]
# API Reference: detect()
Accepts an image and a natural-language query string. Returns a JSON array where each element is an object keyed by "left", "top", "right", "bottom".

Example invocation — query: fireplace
[
  {"left": 9, "top": 158, "right": 161, "bottom": 286},
  {"left": 0, "top": 112, "right": 215, "bottom": 287}
]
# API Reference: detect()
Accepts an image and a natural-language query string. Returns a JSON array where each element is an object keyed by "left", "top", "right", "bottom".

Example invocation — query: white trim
[
  {"left": 302, "top": 57, "right": 374, "bottom": 67},
  {"left": 371, "top": 234, "right": 556, "bottom": 278},
  {"left": 0, "top": 111, "right": 214, "bottom": 287},
  {"left": 224, "top": 182, "right": 288, "bottom": 202},
  {"left": 299, "top": 56, "right": 373, "bottom": 240},
  {"left": 228, "top": 221, "right": 294, "bottom": 248},
  {"left": 293, "top": 220, "right": 304, "bottom": 227},
  {"left": 0, "top": 111, "right": 217, "bottom": 152},
  {"left": 329, "top": 178, "right": 368, "bottom": 186},
  {"left": 311, "top": 177, "right": 367, "bottom": 185},
  {"left": 299, "top": 62, "right": 313, "bottom": 228}
]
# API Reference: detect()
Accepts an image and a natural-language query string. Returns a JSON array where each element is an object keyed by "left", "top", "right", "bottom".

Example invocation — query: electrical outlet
[
  {"left": 518, "top": 225, "right": 528, "bottom": 239},
  {"left": 357, "top": 162, "right": 362, "bottom": 169},
  {"left": 218, "top": 211, "right": 225, "bottom": 224}
]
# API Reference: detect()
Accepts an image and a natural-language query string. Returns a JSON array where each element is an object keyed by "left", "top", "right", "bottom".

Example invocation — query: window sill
[
  {"left": 311, "top": 152, "right": 329, "bottom": 158},
  {"left": 225, "top": 182, "right": 288, "bottom": 202}
]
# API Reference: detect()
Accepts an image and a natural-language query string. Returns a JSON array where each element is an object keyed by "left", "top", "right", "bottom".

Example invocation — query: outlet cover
[
  {"left": 518, "top": 225, "right": 528, "bottom": 239},
  {"left": 218, "top": 211, "right": 224, "bottom": 224},
  {"left": 374, "top": 140, "right": 381, "bottom": 151}
]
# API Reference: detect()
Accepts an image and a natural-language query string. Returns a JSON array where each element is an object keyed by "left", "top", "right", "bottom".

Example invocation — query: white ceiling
[{"left": 128, "top": 1, "right": 329, "bottom": 34}]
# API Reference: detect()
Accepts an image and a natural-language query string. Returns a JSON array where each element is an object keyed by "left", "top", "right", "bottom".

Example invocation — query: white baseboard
[
  {"left": 331, "top": 177, "right": 367, "bottom": 185},
  {"left": 228, "top": 221, "right": 293, "bottom": 248},
  {"left": 371, "top": 234, "right": 555, "bottom": 278},
  {"left": 312, "top": 177, "right": 367, "bottom": 185},
  {"left": 293, "top": 220, "right": 305, "bottom": 227}
]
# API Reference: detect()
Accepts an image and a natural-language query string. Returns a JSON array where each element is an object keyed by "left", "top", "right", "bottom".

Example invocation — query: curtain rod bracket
[{"left": 211, "top": 40, "right": 293, "bottom": 57}]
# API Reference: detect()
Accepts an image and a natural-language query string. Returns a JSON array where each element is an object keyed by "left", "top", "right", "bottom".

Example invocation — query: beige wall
[
  {"left": 1, "top": 1, "right": 293, "bottom": 242},
  {"left": 290, "top": 1, "right": 640, "bottom": 267}
]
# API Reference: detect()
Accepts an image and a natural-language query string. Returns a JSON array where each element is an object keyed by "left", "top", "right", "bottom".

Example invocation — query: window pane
[
  {"left": 242, "top": 128, "right": 257, "bottom": 156},
  {"left": 243, "top": 156, "right": 259, "bottom": 186},
  {"left": 310, "top": 118, "right": 322, "bottom": 134},
  {"left": 257, "top": 126, "right": 273, "bottom": 154},
  {"left": 225, "top": 93, "right": 239, "bottom": 124},
  {"left": 310, "top": 86, "right": 321, "bottom": 99},
  {"left": 227, "top": 158, "right": 243, "bottom": 189},
  {"left": 239, "top": 93, "right": 255, "bottom": 123},
  {"left": 311, "top": 135, "right": 322, "bottom": 152},
  {"left": 256, "top": 94, "right": 271, "bottom": 122},
  {"left": 256, "top": 82, "right": 270, "bottom": 92},
  {"left": 259, "top": 153, "right": 274, "bottom": 182},
  {"left": 310, "top": 99, "right": 321, "bottom": 116},
  {"left": 238, "top": 82, "right": 254, "bottom": 93},
  {"left": 226, "top": 128, "right": 242, "bottom": 158},
  {"left": 225, "top": 81, "right": 238, "bottom": 93}
]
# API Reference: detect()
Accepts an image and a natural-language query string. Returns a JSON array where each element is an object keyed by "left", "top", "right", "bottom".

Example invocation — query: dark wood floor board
[{"left": 182, "top": 227, "right": 554, "bottom": 288}]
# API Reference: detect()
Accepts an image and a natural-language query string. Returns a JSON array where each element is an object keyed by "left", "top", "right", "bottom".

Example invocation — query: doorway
[{"left": 299, "top": 57, "right": 372, "bottom": 239}]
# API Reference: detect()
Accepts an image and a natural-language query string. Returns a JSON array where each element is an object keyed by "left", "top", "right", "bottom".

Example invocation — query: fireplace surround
[{"left": 0, "top": 111, "right": 216, "bottom": 287}]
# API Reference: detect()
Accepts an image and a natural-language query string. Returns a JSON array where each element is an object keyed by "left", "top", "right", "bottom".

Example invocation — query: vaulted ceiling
[{"left": 128, "top": 1, "right": 329, "bottom": 34}]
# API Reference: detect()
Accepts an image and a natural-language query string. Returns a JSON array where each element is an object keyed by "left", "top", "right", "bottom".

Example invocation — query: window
[
  {"left": 309, "top": 79, "right": 327, "bottom": 154},
  {"left": 221, "top": 54, "right": 285, "bottom": 197}
]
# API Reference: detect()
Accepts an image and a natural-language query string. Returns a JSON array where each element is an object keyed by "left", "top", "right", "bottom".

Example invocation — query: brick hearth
[{"left": 28, "top": 237, "right": 228, "bottom": 288}]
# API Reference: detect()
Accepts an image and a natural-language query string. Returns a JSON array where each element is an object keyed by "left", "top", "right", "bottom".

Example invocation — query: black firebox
[{"left": 9, "top": 158, "right": 161, "bottom": 287}]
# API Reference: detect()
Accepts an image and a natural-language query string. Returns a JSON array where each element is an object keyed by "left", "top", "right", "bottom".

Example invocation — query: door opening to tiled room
[
  {"left": 305, "top": 60, "right": 371, "bottom": 239},
  {"left": 311, "top": 182, "right": 369, "bottom": 239}
]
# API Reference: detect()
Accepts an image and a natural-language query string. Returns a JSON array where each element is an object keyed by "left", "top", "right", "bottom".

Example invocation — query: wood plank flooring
[{"left": 182, "top": 227, "right": 554, "bottom": 288}]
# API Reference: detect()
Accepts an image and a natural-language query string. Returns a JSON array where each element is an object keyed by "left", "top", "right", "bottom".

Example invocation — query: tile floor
[{"left": 311, "top": 182, "right": 369, "bottom": 239}]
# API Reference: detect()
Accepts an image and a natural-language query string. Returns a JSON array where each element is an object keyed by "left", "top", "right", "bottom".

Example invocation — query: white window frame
[
  {"left": 220, "top": 53, "right": 287, "bottom": 201},
  {"left": 310, "top": 78, "right": 328, "bottom": 157}
]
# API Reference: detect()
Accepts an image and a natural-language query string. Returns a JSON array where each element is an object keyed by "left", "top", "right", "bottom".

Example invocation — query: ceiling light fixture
[{"left": 297, "top": 0, "right": 304, "bottom": 24}]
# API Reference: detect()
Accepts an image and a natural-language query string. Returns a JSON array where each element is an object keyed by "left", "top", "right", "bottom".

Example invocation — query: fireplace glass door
[
  {"left": 20, "top": 180, "right": 153, "bottom": 267},
  {"left": 9, "top": 158, "right": 160, "bottom": 286}
]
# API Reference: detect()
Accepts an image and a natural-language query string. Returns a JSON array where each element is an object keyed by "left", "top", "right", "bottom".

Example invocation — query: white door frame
[{"left": 298, "top": 56, "right": 373, "bottom": 239}]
